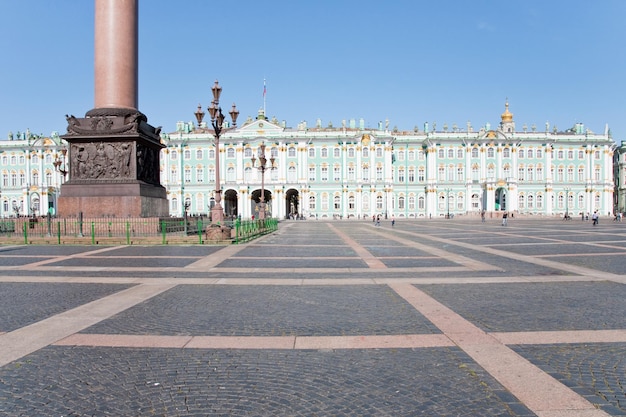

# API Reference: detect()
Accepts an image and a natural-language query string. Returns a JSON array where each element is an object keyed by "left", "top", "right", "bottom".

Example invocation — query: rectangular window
[{"left": 321, "top": 167, "right": 329, "bottom": 181}]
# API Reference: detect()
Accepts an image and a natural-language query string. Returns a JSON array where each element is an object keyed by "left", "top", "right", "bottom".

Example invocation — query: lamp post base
[{"left": 211, "top": 205, "right": 224, "bottom": 225}]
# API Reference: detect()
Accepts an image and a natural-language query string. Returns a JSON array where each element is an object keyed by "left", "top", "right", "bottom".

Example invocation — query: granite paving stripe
[
  {"left": 43, "top": 256, "right": 199, "bottom": 268},
  {"left": 389, "top": 283, "right": 610, "bottom": 417},
  {"left": 0, "top": 283, "right": 175, "bottom": 367},
  {"left": 55, "top": 334, "right": 193, "bottom": 348},
  {"left": 54, "top": 333, "right": 455, "bottom": 350},
  {"left": 492, "top": 330, "right": 626, "bottom": 345},
  {"left": 185, "top": 244, "right": 249, "bottom": 269},
  {"left": 326, "top": 223, "right": 387, "bottom": 269}
]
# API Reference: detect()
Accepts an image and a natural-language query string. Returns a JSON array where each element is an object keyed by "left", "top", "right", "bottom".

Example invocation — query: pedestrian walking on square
[
  {"left": 481, "top": 211, "right": 485, "bottom": 223},
  {"left": 391, "top": 216, "right": 395, "bottom": 227},
  {"left": 592, "top": 211, "right": 599, "bottom": 226},
  {"left": 502, "top": 212, "right": 508, "bottom": 226}
]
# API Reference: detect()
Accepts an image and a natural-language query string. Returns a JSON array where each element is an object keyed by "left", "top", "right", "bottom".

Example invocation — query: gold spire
[{"left": 501, "top": 99, "right": 513, "bottom": 122}]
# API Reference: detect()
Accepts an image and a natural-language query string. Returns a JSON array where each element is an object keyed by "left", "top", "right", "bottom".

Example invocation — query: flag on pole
[{"left": 263, "top": 79, "right": 267, "bottom": 114}]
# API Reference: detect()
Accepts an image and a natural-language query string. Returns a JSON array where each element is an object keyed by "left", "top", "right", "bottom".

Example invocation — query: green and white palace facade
[{"left": 0, "top": 103, "right": 621, "bottom": 219}]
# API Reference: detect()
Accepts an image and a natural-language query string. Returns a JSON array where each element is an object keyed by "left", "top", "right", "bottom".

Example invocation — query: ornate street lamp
[
  {"left": 53, "top": 148, "right": 68, "bottom": 178},
  {"left": 251, "top": 142, "right": 276, "bottom": 219},
  {"left": 196, "top": 80, "right": 239, "bottom": 225}
]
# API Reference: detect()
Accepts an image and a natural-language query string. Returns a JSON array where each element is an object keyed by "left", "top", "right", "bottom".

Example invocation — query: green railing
[
  {"left": 233, "top": 218, "right": 278, "bottom": 244},
  {"left": 0, "top": 216, "right": 278, "bottom": 245}
]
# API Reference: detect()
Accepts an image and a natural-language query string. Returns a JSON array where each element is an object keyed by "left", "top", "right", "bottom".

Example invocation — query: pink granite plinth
[
  {"left": 58, "top": 182, "right": 168, "bottom": 218},
  {"left": 205, "top": 226, "right": 232, "bottom": 242}
]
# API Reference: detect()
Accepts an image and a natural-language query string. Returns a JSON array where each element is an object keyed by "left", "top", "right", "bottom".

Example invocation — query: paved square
[{"left": 0, "top": 218, "right": 625, "bottom": 416}]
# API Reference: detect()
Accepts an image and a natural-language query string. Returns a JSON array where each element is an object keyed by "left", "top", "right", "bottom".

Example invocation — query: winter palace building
[{"left": 0, "top": 102, "right": 620, "bottom": 220}]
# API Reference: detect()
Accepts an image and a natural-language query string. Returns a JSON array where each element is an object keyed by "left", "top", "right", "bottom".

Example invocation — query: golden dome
[{"left": 501, "top": 100, "right": 513, "bottom": 122}]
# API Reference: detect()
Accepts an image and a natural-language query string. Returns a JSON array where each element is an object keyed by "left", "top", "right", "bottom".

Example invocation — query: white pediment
[{"left": 238, "top": 119, "right": 284, "bottom": 135}]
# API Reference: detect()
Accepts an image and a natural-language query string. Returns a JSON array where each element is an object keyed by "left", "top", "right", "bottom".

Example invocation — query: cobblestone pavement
[{"left": 0, "top": 218, "right": 624, "bottom": 416}]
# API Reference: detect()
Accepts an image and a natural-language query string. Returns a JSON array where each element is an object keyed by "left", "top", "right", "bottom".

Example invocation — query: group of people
[{"left": 372, "top": 215, "right": 395, "bottom": 227}]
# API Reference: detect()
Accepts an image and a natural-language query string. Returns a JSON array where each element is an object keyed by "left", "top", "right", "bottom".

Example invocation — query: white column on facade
[{"left": 545, "top": 145, "right": 554, "bottom": 215}]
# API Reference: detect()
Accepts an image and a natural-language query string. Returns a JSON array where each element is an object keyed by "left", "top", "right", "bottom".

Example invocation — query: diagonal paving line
[
  {"left": 16, "top": 245, "right": 126, "bottom": 269},
  {"left": 389, "top": 283, "right": 611, "bottom": 417},
  {"left": 368, "top": 227, "right": 501, "bottom": 271},
  {"left": 184, "top": 244, "right": 249, "bottom": 269},
  {"left": 392, "top": 226, "right": 621, "bottom": 279},
  {"left": 326, "top": 223, "right": 387, "bottom": 269},
  {"left": 0, "top": 283, "right": 176, "bottom": 368}
]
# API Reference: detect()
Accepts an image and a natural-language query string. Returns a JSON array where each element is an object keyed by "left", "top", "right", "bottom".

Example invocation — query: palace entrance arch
[
  {"left": 495, "top": 187, "right": 507, "bottom": 211},
  {"left": 251, "top": 189, "right": 272, "bottom": 218},
  {"left": 223, "top": 189, "right": 238, "bottom": 219},
  {"left": 285, "top": 188, "right": 299, "bottom": 219}
]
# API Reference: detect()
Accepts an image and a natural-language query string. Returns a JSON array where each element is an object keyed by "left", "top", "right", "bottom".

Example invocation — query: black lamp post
[
  {"left": 251, "top": 142, "right": 276, "bottom": 219},
  {"left": 445, "top": 188, "right": 452, "bottom": 219},
  {"left": 194, "top": 80, "right": 239, "bottom": 225}
]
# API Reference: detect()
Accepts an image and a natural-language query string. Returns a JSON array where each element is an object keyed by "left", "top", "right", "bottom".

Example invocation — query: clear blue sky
[{"left": 1, "top": 0, "right": 625, "bottom": 141}]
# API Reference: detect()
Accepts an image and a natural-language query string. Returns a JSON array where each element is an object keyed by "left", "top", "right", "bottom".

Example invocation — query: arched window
[
  {"left": 308, "top": 147, "right": 315, "bottom": 158},
  {"left": 288, "top": 146, "right": 296, "bottom": 157},
  {"left": 487, "top": 147, "right": 495, "bottom": 158},
  {"left": 244, "top": 147, "right": 252, "bottom": 158},
  {"left": 415, "top": 195, "right": 421, "bottom": 210},
  {"left": 226, "top": 167, "right": 235, "bottom": 182},
  {"left": 227, "top": 148, "right": 235, "bottom": 158},
  {"left": 309, "top": 195, "right": 316, "bottom": 210},
  {"left": 362, "top": 147, "right": 369, "bottom": 158},
  {"left": 398, "top": 195, "right": 405, "bottom": 210},
  {"left": 471, "top": 148, "right": 479, "bottom": 158},
  {"left": 334, "top": 195, "right": 341, "bottom": 210},
  {"left": 196, "top": 149, "right": 203, "bottom": 159},
  {"left": 471, "top": 193, "right": 480, "bottom": 209},
  {"left": 334, "top": 147, "right": 341, "bottom": 158},
  {"left": 288, "top": 166, "right": 297, "bottom": 182},
  {"left": 503, "top": 148, "right": 510, "bottom": 158}
]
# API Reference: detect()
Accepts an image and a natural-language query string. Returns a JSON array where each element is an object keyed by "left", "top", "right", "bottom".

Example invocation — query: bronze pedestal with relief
[{"left": 57, "top": 108, "right": 169, "bottom": 218}]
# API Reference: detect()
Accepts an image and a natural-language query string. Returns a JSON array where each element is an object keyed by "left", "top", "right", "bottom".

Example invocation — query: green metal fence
[{"left": 0, "top": 217, "right": 278, "bottom": 245}]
